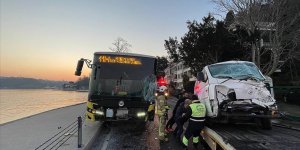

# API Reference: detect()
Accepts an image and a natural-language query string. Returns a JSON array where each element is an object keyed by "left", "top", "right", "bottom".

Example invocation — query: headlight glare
[
  {"left": 95, "top": 110, "right": 104, "bottom": 116},
  {"left": 137, "top": 112, "right": 146, "bottom": 117}
]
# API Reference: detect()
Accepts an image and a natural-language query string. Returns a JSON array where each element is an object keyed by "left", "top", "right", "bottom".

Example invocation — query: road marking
[{"left": 101, "top": 128, "right": 112, "bottom": 150}]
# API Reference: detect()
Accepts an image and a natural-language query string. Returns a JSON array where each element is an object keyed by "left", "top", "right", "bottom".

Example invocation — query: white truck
[{"left": 194, "top": 61, "right": 278, "bottom": 129}]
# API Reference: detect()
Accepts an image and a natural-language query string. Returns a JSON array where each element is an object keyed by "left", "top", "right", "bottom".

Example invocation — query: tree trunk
[
  {"left": 252, "top": 43, "right": 256, "bottom": 63},
  {"left": 257, "top": 46, "right": 261, "bottom": 69},
  {"left": 267, "top": 49, "right": 279, "bottom": 76}
]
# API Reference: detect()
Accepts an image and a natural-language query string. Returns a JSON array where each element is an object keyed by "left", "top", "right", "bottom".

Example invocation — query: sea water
[{"left": 0, "top": 89, "right": 87, "bottom": 124}]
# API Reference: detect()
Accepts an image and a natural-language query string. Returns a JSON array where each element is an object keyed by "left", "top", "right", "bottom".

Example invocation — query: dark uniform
[
  {"left": 181, "top": 100, "right": 206, "bottom": 148},
  {"left": 166, "top": 96, "right": 186, "bottom": 130}
]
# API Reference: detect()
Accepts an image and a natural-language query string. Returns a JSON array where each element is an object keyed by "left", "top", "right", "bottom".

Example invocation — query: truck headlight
[{"left": 270, "top": 104, "right": 278, "bottom": 111}]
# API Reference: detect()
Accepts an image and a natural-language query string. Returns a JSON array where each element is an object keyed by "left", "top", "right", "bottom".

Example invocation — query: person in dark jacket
[
  {"left": 174, "top": 99, "right": 192, "bottom": 139},
  {"left": 165, "top": 91, "right": 189, "bottom": 131},
  {"left": 176, "top": 89, "right": 186, "bottom": 99}
]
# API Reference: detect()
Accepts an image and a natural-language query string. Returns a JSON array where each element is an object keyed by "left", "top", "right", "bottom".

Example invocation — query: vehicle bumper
[{"left": 220, "top": 111, "right": 280, "bottom": 118}]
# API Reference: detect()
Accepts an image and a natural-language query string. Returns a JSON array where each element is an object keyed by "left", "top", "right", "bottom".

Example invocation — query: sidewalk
[
  {"left": 277, "top": 101, "right": 300, "bottom": 117},
  {"left": 273, "top": 101, "right": 300, "bottom": 129},
  {"left": 0, "top": 103, "right": 101, "bottom": 150}
]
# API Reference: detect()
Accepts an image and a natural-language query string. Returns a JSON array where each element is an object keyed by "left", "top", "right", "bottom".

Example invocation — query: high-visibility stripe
[
  {"left": 193, "top": 136, "right": 199, "bottom": 143},
  {"left": 190, "top": 118, "right": 205, "bottom": 122},
  {"left": 182, "top": 136, "right": 188, "bottom": 146},
  {"left": 148, "top": 104, "right": 155, "bottom": 112}
]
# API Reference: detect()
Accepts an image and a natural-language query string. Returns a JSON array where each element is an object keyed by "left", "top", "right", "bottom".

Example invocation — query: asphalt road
[
  {"left": 90, "top": 96, "right": 204, "bottom": 150},
  {"left": 208, "top": 122, "right": 300, "bottom": 150}
]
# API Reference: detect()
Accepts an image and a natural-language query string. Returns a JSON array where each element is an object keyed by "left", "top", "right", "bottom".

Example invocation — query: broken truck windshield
[{"left": 208, "top": 63, "right": 265, "bottom": 81}]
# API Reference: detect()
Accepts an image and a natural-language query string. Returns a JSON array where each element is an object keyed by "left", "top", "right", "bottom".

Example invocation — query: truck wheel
[{"left": 261, "top": 118, "right": 272, "bottom": 130}]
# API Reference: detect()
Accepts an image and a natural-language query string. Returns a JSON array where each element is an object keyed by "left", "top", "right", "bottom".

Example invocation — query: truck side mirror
[
  {"left": 197, "top": 72, "right": 204, "bottom": 81},
  {"left": 75, "top": 59, "right": 84, "bottom": 76}
]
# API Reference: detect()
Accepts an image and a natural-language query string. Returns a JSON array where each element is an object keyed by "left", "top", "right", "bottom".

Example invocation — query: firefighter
[
  {"left": 155, "top": 85, "right": 169, "bottom": 142},
  {"left": 181, "top": 95, "right": 206, "bottom": 149}
]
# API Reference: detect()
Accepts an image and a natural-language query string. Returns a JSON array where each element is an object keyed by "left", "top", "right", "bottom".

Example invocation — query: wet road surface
[
  {"left": 91, "top": 121, "right": 156, "bottom": 150},
  {"left": 209, "top": 123, "right": 300, "bottom": 150},
  {"left": 91, "top": 120, "right": 188, "bottom": 150},
  {"left": 91, "top": 97, "right": 204, "bottom": 150},
  {"left": 90, "top": 96, "right": 300, "bottom": 150}
]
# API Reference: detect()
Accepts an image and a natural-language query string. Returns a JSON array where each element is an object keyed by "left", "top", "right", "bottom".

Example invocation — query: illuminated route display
[{"left": 99, "top": 55, "right": 142, "bottom": 65}]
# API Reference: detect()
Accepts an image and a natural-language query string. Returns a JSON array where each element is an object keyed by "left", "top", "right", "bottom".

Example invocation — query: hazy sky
[{"left": 0, "top": 0, "right": 223, "bottom": 81}]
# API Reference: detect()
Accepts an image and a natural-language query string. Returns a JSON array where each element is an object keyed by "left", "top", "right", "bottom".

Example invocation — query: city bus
[{"left": 75, "top": 52, "right": 157, "bottom": 122}]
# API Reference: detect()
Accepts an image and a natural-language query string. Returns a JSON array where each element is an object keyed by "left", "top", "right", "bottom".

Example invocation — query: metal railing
[{"left": 35, "top": 115, "right": 84, "bottom": 150}]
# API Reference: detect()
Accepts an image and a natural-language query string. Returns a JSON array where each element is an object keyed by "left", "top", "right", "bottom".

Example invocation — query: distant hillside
[{"left": 0, "top": 77, "right": 67, "bottom": 89}]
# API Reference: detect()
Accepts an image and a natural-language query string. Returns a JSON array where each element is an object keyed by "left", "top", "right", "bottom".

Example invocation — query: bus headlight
[
  {"left": 137, "top": 112, "right": 146, "bottom": 117},
  {"left": 95, "top": 110, "right": 104, "bottom": 116}
]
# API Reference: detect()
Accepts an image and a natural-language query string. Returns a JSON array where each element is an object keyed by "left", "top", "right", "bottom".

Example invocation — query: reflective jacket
[{"left": 182, "top": 100, "right": 206, "bottom": 122}]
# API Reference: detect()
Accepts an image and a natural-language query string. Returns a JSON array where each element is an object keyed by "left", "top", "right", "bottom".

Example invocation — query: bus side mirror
[
  {"left": 75, "top": 59, "right": 84, "bottom": 76},
  {"left": 197, "top": 72, "right": 204, "bottom": 81}
]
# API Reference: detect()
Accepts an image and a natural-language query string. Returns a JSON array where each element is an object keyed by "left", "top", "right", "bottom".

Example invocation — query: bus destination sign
[{"left": 99, "top": 55, "right": 142, "bottom": 65}]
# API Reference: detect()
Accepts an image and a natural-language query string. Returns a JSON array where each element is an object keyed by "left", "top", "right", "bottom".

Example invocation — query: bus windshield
[{"left": 89, "top": 54, "right": 156, "bottom": 98}]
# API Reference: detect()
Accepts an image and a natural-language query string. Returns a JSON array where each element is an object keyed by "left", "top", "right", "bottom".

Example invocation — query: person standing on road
[
  {"left": 156, "top": 85, "right": 170, "bottom": 142},
  {"left": 165, "top": 91, "right": 189, "bottom": 131},
  {"left": 181, "top": 95, "right": 206, "bottom": 149},
  {"left": 174, "top": 99, "right": 192, "bottom": 140}
]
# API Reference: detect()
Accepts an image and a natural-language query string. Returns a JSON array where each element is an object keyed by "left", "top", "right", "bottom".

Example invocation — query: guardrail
[
  {"left": 201, "top": 126, "right": 235, "bottom": 150},
  {"left": 35, "top": 116, "right": 84, "bottom": 150}
]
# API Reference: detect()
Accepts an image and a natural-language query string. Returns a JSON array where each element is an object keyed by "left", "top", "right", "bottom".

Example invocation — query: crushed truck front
[{"left": 195, "top": 61, "right": 278, "bottom": 129}]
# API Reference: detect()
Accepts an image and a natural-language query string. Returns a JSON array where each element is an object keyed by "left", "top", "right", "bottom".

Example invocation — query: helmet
[{"left": 158, "top": 86, "right": 168, "bottom": 93}]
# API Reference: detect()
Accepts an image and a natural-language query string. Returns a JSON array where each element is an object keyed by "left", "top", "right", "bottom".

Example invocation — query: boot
[{"left": 193, "top": 143, "right": 199, "bottom": 149}]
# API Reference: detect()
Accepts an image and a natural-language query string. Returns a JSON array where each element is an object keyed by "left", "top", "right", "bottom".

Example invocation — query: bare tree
[
  {"left": 212, "top": 0, "right": 300, "bottom": 75},
  {"left": 109, "top": 37, "right": 132, "bottom": 53}
]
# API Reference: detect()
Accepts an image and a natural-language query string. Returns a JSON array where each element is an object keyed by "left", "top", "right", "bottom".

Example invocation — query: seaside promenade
[{"left": 0, "top": 103, "right": 100, "bottom": 150}]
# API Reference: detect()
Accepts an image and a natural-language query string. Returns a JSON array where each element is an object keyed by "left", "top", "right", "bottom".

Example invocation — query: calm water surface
[{"left": 0, "top": 89, "right": 88, "bottom": 124}]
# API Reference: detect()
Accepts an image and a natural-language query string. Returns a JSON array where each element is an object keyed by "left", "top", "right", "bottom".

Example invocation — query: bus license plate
[
  {"left": 106, "top": 109, "right": 113, "bottom": 117},
  {"left": 116, "top": 109, "right": 128, "bottom": 117}
]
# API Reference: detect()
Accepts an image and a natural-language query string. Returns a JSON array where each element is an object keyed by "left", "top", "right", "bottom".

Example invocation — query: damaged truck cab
[{"left": 194, "top": 61, "right": 278, "bottom": 129}]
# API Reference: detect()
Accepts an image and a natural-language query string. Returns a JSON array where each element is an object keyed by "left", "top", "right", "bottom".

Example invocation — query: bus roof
[{"left": 94, "top": 52, "right": 156, "bottom": 59}]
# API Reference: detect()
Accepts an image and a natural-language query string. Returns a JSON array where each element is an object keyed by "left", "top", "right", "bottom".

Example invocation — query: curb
[
  {"left": 281, "top": 113, "right": 300, "bottom": 122},
  {"left": 83, "top": 121, "right": 103, "bottom": 150}
]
